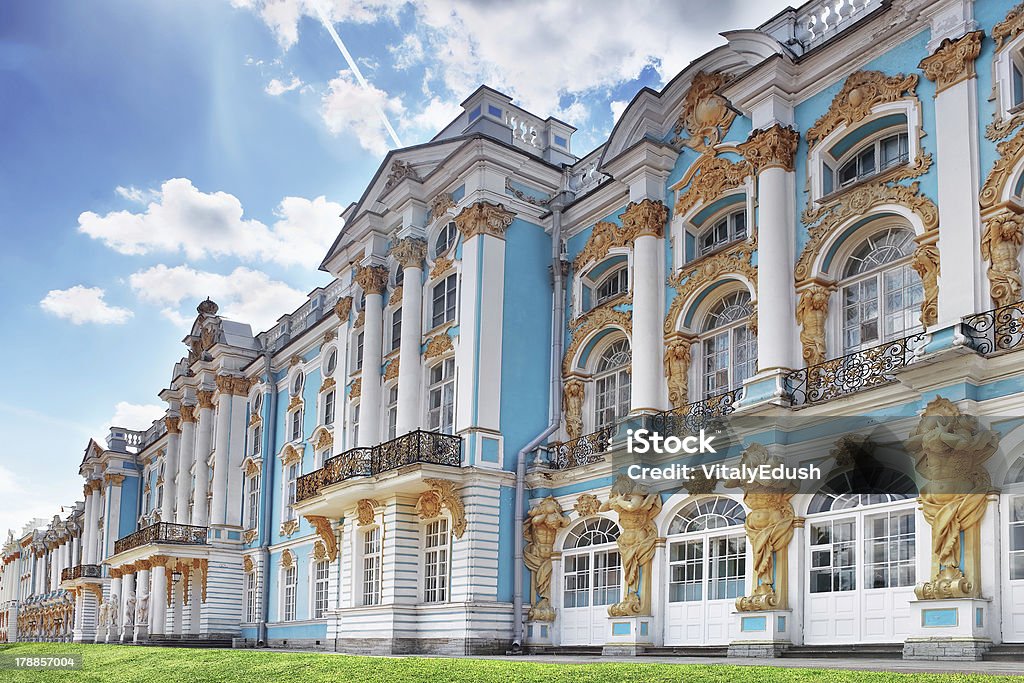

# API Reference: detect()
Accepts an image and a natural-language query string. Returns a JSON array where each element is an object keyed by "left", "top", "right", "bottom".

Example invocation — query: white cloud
[
  {"left": 265, "top": 74, "right": 304, "bottom": 95},
  {"left": 403, "top": 97, "right": 461, "bottom": 136},
  {"left": 610, "top": 100, "right": 629, "bottom": 123},
  {"left": 229, "top": 0, "right": 401, "bottom": 49},
  {"left": 109, "top": 401, "right": 165, "bottom": 431},
  {"left": 320, "top": 70, "right": 404, "bottom": 156},
  {"left": 128, "top": 264, "right": 309, "bottom": 333},
  {"left": 389, "top": 33, "right": 423, "bottom": 70},
  {"left": 115, "top": 185, "right": 158, "bottom": 204},
  {"left": 39, "top": 286, "right": 133, "bottom": 325},
  {"left": 0, "top": 464, "right": 75, "bottom": 544},
  {"left": 78, "top": 178, "right": 343, "bottom": 268}
]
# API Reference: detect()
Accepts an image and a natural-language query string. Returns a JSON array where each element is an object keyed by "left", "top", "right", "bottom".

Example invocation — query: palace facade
[{"left": 5, "top": 0, "right": 1024, "bottom": 661}]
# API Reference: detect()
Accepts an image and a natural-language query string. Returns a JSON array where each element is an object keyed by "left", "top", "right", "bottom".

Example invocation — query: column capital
[
  {"left": 103, "top": 473, "right": 126, "bottom": 487},
  {"left": 88, "top": 478, "right": 102, "bottom": 492},
  {"left": 738, "top": 124, "right": 799, "bottom": 173},
  {"left": 334, "top": 296, "right": 353, "bottom": 321},
  {"left": 355, "top": 265, "right": 389, "bottom": 295},
  {"left": 919, "top": 30, "right": 983, "bottom": 95},
  {"left": 454, "top": 201, "right": 515, "bottom": 240},
  {"left": 179, "top": 404, "right": 197, "bottom": 423},
  {"left": 196, "top": 390, "right": 215, "bottom": 410},
  {"left": 619, "top": 198, "right": 668, "bottom": 239},
  {"left": 390, "top": 237, "right": 427, "bottom": 269},
  {"left": 214, "top": 375, "right": 255, "bottom": 397},
  {"left": 83, "top": 483, "right": 92, "bottom": 498},
  {"left": 164, "top": 416, "right": 181, "bottom": 435}
]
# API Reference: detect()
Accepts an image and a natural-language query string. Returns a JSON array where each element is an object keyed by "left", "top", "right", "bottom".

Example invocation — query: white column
[
  {"left": 120, "top": 571, "right": 135, "bottom": 642},
  {"left": 162, "top": 417, "right": 181, "bottom": 522},
  {"left": 392, "top": 238, "right": 427, "bottom": 434},
  {"left": 81, "top": 489, "right": 94, "bottom": 566},
  {"left": 920, "top": 31, "right": 985, "bottom": 323},
  {"left": 210, "top": 381, "right": 234, "bottom": 526},
  {"left": 175, "top": 406, "right": 197, "bottom": 525},
  {"left": 134, "top": 565, "right": 150, "bottom": 642},
  {"left": 103, "top": 477, "right": 124, "bottom": 561},
  {"left": 743, "top": 125, "right": 799, "bottom": 373},
  {"left": 225, "top": 392, "right": 249, "bottom": 528},
  {"left": 192, "top": 392, "right": 215, "bottom": 528},
  {"left": 355, "top": 265, "right": 388, "bottom": 447},
  {"left": 623, "top": 200, "right": 668, "bottom": 412},
  {"left": 150, "top": 562, "right": 167, "bottom": 637}
]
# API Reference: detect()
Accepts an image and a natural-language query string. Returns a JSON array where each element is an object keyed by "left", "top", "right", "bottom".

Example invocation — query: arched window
[
  {"left": 564, "top": 517, "right": 619, "bottom": 549},
  {"left": 594, "top": 339, "right": 631, "bottom": 429},
  {"left": 699, "top": 210, "right": 747, "bottom": 256},
  {"left": 700, "top": 291, "right": 756, "bottom": 397},
  {"left": 595, "top": 267, "right": 628, "bottom": 305},
  {"left": 291, "top": 372, "right": 304, "bottom": 396},
  {"left": 325, "top": 348, "right": 338, "bottom": 376},
  {"left": 834, "top": 132, "right": 908, "bottom": 190},
  {"left": 435, "top": 220, "right": 457, "bottom": 256},
  {"left": 806, "top": 467, "right": 917, "bottom": 515},
  {"left": 668, "top": 497, "right": 746, "bottom": 534},
  {"left": 840, "top": 227, "right": 922, "bottom": 354}
]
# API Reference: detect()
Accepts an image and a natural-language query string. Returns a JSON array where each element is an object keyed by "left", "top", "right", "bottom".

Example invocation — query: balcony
[
  {"left": 786, "top": 332, "right": 927, "bottom": 406},
  {"left": 296, "top": 430, "right": 462, "bottom": 502},
  {"left": 60, "top": 564, "right": 101, "bottom": 582},
  {"left": 113, "top": 522, "right": 208, "bottom": 555},
  {"left": 962, "top": 301, "right": 1024, "bottom": 356},
  {"left": 550, "top": 425, "right": 617, "bottom": 470}
]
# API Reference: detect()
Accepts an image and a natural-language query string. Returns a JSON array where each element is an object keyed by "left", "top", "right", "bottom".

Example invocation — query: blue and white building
[{"left": 5, "top": 0, "right": 1024, "bottom": 660}]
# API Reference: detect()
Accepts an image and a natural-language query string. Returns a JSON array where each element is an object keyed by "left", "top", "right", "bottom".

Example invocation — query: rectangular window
[
  {"left": 809, "top": 519, "right": 856, "bottom": 593},
  {"left": 283, "top": 566, "right": 297, "bottom": 621},
  {"left": 247, "top": 474, "right": 260, "bottom": 530},
  {"left": 427, "top": 359, "right": 456, "bottom": 434},
  {"left": 314, "top": 560, "right": 330, "bottom": 618},
  {"left": 709, "top": 536, "right": 746, "bottom": 600},
  {"left": 668, "top": 539, "right": 703, "bottom": 602},
  {"left": 386, "top": 385, "right": 399, "bottom": 440},
  {"left": 324, "top": 390, "right": 335, "bottom": 426},
  {"left": 356, "top": 332, "right": 364, "bottom": 371},
  {"left": 1012, "top": 496, "right": 1024, "bottom": 580},
  {"left": 284, "top": 463, "right": 299, "bottom": 522},
  {"left": 391, "top": 307, "right": 402, "bottom": 352},
  {"left": 563, "top": 554, "right": 590, "bottom": 608},
  {"left": 1013, "top": 62, "right": 1024, "bottom": 109},
  {"left": 351, "top": 404, "right": 360, "bottom": 448},
  {"left": 592, "top": 550, "right": 622, "bottom": 606},
  {"left": 362, "top": 527, "right": 382, "bottom": 606},
  {"left": 423, "top": 518, "right": 450, "bottom": 603},
  {"left": 431, "top": 274, "right": 457, "bottom": 328},
  {"left": 290, "top": 409, "right": 302, "bottom": 442},
  {"left": 245, "top": 570, "right": 258, "bottom": 622},
  {"left": 864, "top": 510, "right": 915, "bottom": 589},
  {"left": 252, "top": 424, "right": 262, "bottom": 456}
]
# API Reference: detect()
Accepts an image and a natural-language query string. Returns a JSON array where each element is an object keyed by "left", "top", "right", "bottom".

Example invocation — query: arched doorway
[
  {"left": 803, "top": 467, "right": 918, "bottom": 644},
  {"left": 559, "top": 517, "right": 621, "bottom": 646},
  {"left": 663, "top": 496, "right": 747, "bottom": 646}
]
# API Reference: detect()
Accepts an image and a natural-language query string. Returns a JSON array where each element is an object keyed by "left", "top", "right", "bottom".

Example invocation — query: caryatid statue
[
  {"left": 905, "top": 397, "right": 998, "bottom": 599},
  {"left": 97, "top": 601, "right": 109, "bottom": 628},
  {"left": 137, "top": 592, "right": 150, "bottom": 625},
  {"left": 523, "top": 497, "right": 571, "bottom": 622},
  {"left": 725, "top": 443, "right": 797, "bottom": 611},
  {"left": 108, "top": 594, "right": 119, "bottom": 628},
  {"left": 600, "top": 475, "right": 662, "bottom": 617},
  {"left": 125, "top": 595, "right": 136, "bottom": 627}
]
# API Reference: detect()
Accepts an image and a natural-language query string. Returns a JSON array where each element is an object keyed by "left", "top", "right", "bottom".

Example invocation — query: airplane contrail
[{"left": 311, "top": 0, "right": 403, "bottom": 149}]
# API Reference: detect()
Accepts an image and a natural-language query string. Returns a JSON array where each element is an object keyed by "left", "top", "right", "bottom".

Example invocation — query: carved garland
[
  {"left": 573, "top": 199, "right": 668, "bottom": 271},
  {"left": 304, "top": 515, "right": 338, "bottom": 562},
  {"left": 806, "top": 71, "right": 919, "bottom": 147},
  {"left": 981, "top": 125, "right": 1024, "bottom": 212},
  {"left": 415, "top": 479, "right": 467, "bottom": 538},
  {"left": 674, "top": 155, "right": 751, "bottom": 216},
  {"left": 424, "top": 333, "right": 454, "bottom": 360}
]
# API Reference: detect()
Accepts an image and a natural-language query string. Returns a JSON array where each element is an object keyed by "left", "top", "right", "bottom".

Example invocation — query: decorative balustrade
[
  {"left": 962, "top": 301, "right": 1024, "bottom": 356},
  {"left": 786, "top": 332, "right": 927, "bottom": 406},
  {"left": 505, "top": 110, "right": 542, "bottom": 150},
  {"left": 296, "top": 431, "right": 462, "bottom": 502},
  {"left": 794, "top": 0, "right": 884, "bottom": 50},
  {"left": 650, "top": 388, "right": 743, "bottom": 439},
  {"left": 60, "top": 564, "right": 101, "bottom": 582},
  {"left": 550, "top": 424, "right": 618, "bottom": 470},
  {"left": 113, "top": 522, "right": 208, "bottom": 555}
]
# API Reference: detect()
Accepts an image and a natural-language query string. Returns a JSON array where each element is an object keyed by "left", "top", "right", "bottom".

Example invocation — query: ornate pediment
[{"left": 806, "top": 71, "right": 918, "bottom": 147}]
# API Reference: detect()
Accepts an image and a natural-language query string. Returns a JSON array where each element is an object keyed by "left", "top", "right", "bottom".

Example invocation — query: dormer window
[
  {"left": 834, "top": 132, "right": 908, "bottom": 191},
  {"left": 699, "top": 211, "right": 746, "bottom": 256},
  {"left": 595, "top": 267, "right": 628, "bottom": 305},
  {"left": 435, "top": 221, "right": 457, "bottom": 256}
]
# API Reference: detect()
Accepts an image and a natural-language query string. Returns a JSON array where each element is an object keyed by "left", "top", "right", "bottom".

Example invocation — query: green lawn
[{"left": 0, "top": 643, "right": 1020, "bottom": 683}]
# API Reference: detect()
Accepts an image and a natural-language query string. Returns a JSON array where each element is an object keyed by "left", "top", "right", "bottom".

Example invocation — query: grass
[{"left": 0, "top": 643, "right": 1021, "bottom": 683}]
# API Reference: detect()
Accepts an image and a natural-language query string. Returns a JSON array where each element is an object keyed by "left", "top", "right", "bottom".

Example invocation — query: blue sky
[{"left": 0, "top": 0, "right": 790, "bottom": 535}]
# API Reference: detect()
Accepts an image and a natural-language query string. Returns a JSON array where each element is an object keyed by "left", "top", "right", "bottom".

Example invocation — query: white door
[
  {"left": 560, "top": 548, "right": 621, "bottom": 646},
  {"left": 804, "top": 502, "right": 916, "bottom": 644},
  {"left": 664, "top": 533, "right": 745, "bottom": 645},
  {"left": 1002, "top": 492, "right": 1024, "bottom": 643}
]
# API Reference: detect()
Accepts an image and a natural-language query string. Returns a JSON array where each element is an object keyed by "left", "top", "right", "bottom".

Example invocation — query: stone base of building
[
  {"left": 232, "top": 635, "right": 508, "bottom": 655},
  {"left": 902, "top": 598, "right": 993, "bottom": 660},
  {"left": 601, "top": 644, "right": 648, "bottom": 656},
  {"left": 902, "top": 638, "right": 991, "bottom": 661},
  {"left": 727, "top": 609, "right": 792, "bottom": 657},
  {"left": 727, "top": 642, "right": 790, "bottom": 658}
]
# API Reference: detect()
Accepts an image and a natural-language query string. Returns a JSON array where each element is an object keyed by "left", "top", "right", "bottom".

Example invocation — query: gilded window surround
[
  {"left": 994, "top": 2, "right": 1024, "bottom": 51},
  {"left": 663, "top": 241, "right": 757, "bottom": 336},
  {"left": 918, "top": 30, "right": 983, "bottom": 95},
  {"left": 561, "top": 300, "right": 632, "bottom": 377}
]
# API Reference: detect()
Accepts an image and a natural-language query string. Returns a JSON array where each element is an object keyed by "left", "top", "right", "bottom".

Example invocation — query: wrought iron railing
[
  {"left": 296, "top": 430, "right": 462, "bottom": 502},
  {"left": 650, "top": 388, "right": 742, "bottom": 438},
  {"left": 60, "top": 564, "right": 101, "bottom": 582},
  {"left": 113, "top": 522, "right": 208, "bottom": 555},
  {"left": 786, "top": 332, "right": 927, "bottom": 406},
  {"left": 962, "top": 301, "right": 1024, "bottom": 355},
  {"left": 550, "top": 424, "right": 618, "bottom": 470}
]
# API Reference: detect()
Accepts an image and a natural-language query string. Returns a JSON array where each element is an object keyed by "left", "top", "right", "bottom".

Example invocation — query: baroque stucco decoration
[
  {"left": 304, "top": 515, "right": 338, "bottom": 562},
  {"left": 664, "top": 333, "right": 693, "bottom": 408},
  {"left": 981, "top": 209, "right": 1024, "bottom": 307},
  {"left": 334, "top": 296, "right": 353, "bottom": 321},
  {"left": 670, "top": 71, "right": 736, "bottom": 152},
  {"left": 994, "top": 2, "right": 1024, "bottom": 50},
  {"left": 430, "top": 192, "right": 456, "bottom": 219},
  {"left": 355, "top": 265, "right": 389, "bottom": 296},
  {"left": 664, "top": 242, "right": 757, "bottom": 335},
  {"left": 391, "top": 237, "right": 427, "bottom": 270},
  {"left": 415, "top": 479, "right": 467, "bottom": 539},
  {"left": 313, "top": 427, "right": 333, "bottom": 452},
  {"left": 738, "top": 124, "right": 800, "bottom": 174},
  {"left": 725, "top": 443, "right": 798, "bottom": 611},
  {"left": 383, "top": 159, "right": 420, "bottom": 192},
  {"left": 600, "top": 475, "right": 661, "bottom": 617},
  {"left": 905, "top": 398, "right": 999, "bottom": 600},
  {"left": 356, "top": 498, "right": 380, "bottom": 526},
  {"left": 384, "top": 357, "right": 400, "bottom": 382},
  {"left": 911, "top": 238, "right": 940, "bottom": 327},
  {"left": 280, "top": 519, "right": 299, "bottom": 538},
  {"left": 574, "top": 199, "right": 668, "bottom": 271},
  {"left": 454, "top": 201, "right": 515, "bottom": 240},
  {"left": 918, "top": 31, "right": 983, "bottom": 95},
  {"left": 216, "top": 375, "right": 255, "bottom": 397},
  {"left": 430, "top": 256, "right": 455, "bottom": 279},
  {"left": 806, "top": 71, "right": 919, "bottom": 147},
  {"left": 349, "top": 378, "right": 361, "bottom": 400},
  {"left": 573, "top": 494, "right": 601, "bottom": 518},
  {"left": 562, "top": 378, "right": 585, "bottom": 441},
  {"left": 674, "top": 154, "right": 751, "bottom": 216},
  {"left": 424, "top": 333, "right": 454, "bottom": 360},
  {"left": 796, "top": 283, "right": 833, "bottom": 366},
  {"left": 523, "top": 497, "right": 571, "bottom": 622},
  {"left": 562, "top": 305, "right": 632, "bottom": 376}
]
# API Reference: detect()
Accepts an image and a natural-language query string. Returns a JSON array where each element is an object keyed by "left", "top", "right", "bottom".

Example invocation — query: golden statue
[
  {"left": 664, "top": 335, "right": 692, "bottom": 408},
  {"left": 523, "top": 497, "right": 571, "bottom": 622},
  {"left": 796, "top": 285, "right": 830, "bottom": 366},
  {"left": 563, "top": 379, "right": 585, "bottom": 440},
  {"left": 911, "top": 242, "right": 940, "bottom": 327},
  {"left": 600, "top": 475, "right": 662, "bottom": 616},
  {"left": 725, "top": 443, "right": 797, "bottom": 611},
  {"left": 981, "top": 210, "right": 1024, "bottom": 307},
  {"left": 905, "top": 397, "right": 998, "bottom": 599}
]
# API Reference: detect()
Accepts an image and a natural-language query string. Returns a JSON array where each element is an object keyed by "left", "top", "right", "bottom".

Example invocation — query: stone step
[
  {"left": 145, "top": 638, "right": 234, "bottom": 649},
  {"left": 638, "top": 646, "right": 729, "bottom": 657},
  {"left": 984, "top": 644, "right": 1024, "bottom": 661},
  {"left": 781, "top": 644, "right": 904, "bottom": 659}
]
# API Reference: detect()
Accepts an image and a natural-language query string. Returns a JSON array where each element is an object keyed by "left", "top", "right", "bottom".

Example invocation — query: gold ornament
[
  {"left": 981, "top": 126, "right": 1024, "bottom": 210},
  {"left": 390, "top": 237, "right": 427, "bottom": 269},
  {"left": 388, "top": 285, "right": 403, "bottom": 306},
  {"left": 807, "top": 71, "right": 919, "bottom": 147},
  {"left": 674, "top": 155, "right": 751, "bottom": 216},
  {"left": 430, "top": 256, "right": 454, "bottom": 279},
  {"left": 242, "top": 556, "right": 254, "bottom": 573},
  {"left": 523, "top": 497, "right": 571, "bottom": 622},
  {"left": 280, "top": 549, "right": 295, "bottom": 569},
  {"left": 664, "top": 243, "right": 756, "bottom": 334},
  {"left": 911, "top": 239, "right": 940, "bottom": 327},
  {"left": 796, "top": 284, "right": 832, "bottom": 366},
  {"left": 454, "top": 201, "right": 515, "bottom": 240},
  {"left": 320, "top": 377, "right": 336, "bottom": 393},
  {"left": 356, "top": 499, "right": 379, "bottom": 526},
  {"left": 562, "top": 379, "right": 585, "bottom": 441},
  {"left": 313, "top": 428, "right": 333, "bottom": 452},
  {"left": 349, "top": 378, "right": 361, "bottom": 400},
  {"left": 415, "top": 479, "right": 467, "bottom": 538},
  {"left": 671, "top": 71, "right": 736, "bottom": 152},
  {"left": 573, "top": 494, "right": 602, "bottom": 518},
  {"left": 304, "top": 515, "right": 338, "bottom": 562},
  {"left": 620, "top": 198, "right": 668, "bottom": 239},
  {"left": 424, "top": 333, "right": 454, "bottom": 360},
  {"left": 197, "top": 390, "right": 215, "bottom": 411},
  {"left": 563, "top": 306, "right": 632, "bottom": 376},
  {"left": 164, "top": 416, "right": 181, "bottom": 435},
  {"left": 994, "top": 2, "right": 1024, "bottom": 50},
  {"left": 279, "top": 520, "right": 299, "bottom": 538},
  {"left": 179, "top": 404, "right": 196, "bottom": 423},
  {"left": 981, "top": 209, "right": 1024, "bottom": 307},
  {"left": 287, "top": 394, "right": 303, "bottom": 412},
  {"left": 334, "top": 296, "right": 353, "bottom": 321},
  {"left": 738, "top": 124, "right": 799, "bottom": 173},
  {"left": 664, "top": 333, "right": 693, "bottom": 407},
  {"left": 215, "top": 375, "right": 256, "bottom": 397},
  {"left": 355, "top": 265, "right": 389, "bottom": 296},
  {"left": 430, "top": 192, "right": 456, "bottom": 219},
  {"left": 384, "top": 357, "right": 400, "bottom": 381},
  {"left": 281, "top": 444, "right": 302, "bottom": 466},
  {"left": 600, "top": 476, "right": 661, "bottom": 617},
  {"left": 918, "top": 31, "right": 983, "bottom": 94}
]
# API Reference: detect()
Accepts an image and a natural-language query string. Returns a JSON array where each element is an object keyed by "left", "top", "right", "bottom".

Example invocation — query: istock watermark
[{"left": 626, "top": 428, "right": 717, "bottom": 454}]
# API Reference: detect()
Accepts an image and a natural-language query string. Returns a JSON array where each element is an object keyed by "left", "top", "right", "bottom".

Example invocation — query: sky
[{"left": 0, "top": 0, "right": 792, "bottom": 538}]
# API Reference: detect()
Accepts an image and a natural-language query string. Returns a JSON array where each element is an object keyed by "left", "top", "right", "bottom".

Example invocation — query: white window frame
[
  {"left": 323, "top": 390, "right": 336, "bottom": 427},
  {"left": 312, "top": 558, "right": 330, "bottom": 619},
  {"left": 697, "top": 209, "right": 747, "bottom": 258},
  {"left": 594, "top": 266, "right": 628, "bottom": 306},
  {"left": 423, "top": 517, "right": 451, "bottom": 603},
  {"left": 245, "top": 569, "right": 259, "bottom": 622},
  {"left": 434, "top": 220, "right": 457, "bottom": 257},
  {"left": 431, "top": 274, "right": 458, "bottom": 329},
  {"left": 698, "top": 290, "right": 756, "bottom": 399},
  {"left": 592, "top": 339, "right": 631, "bottom": 430},
  {"left": 282, "top": 564, "right": 297, "bottom": 622},
  {"left": 390, "top": 307, "right": 402, "bottom": 353},
  {"left": 831, "top": 130, "right": 909, "bottom": 193},
  {"left": 282, "top": 462, "right": 300, "bottom": 523},
  {"left": 427, "top": 358, "right": 456, "bottom": 434},
  {"left": 362, "top": 526, "right": 382, "bottom": 606},
  {"left": 246, "top": 473, "right": 260, "bottom": 530},
  {"left": 995, "top": 35, "right": 1024, "bottom": 119},
  {"left": 386, "top": 385, "right": 399, "bottom": 440}
]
